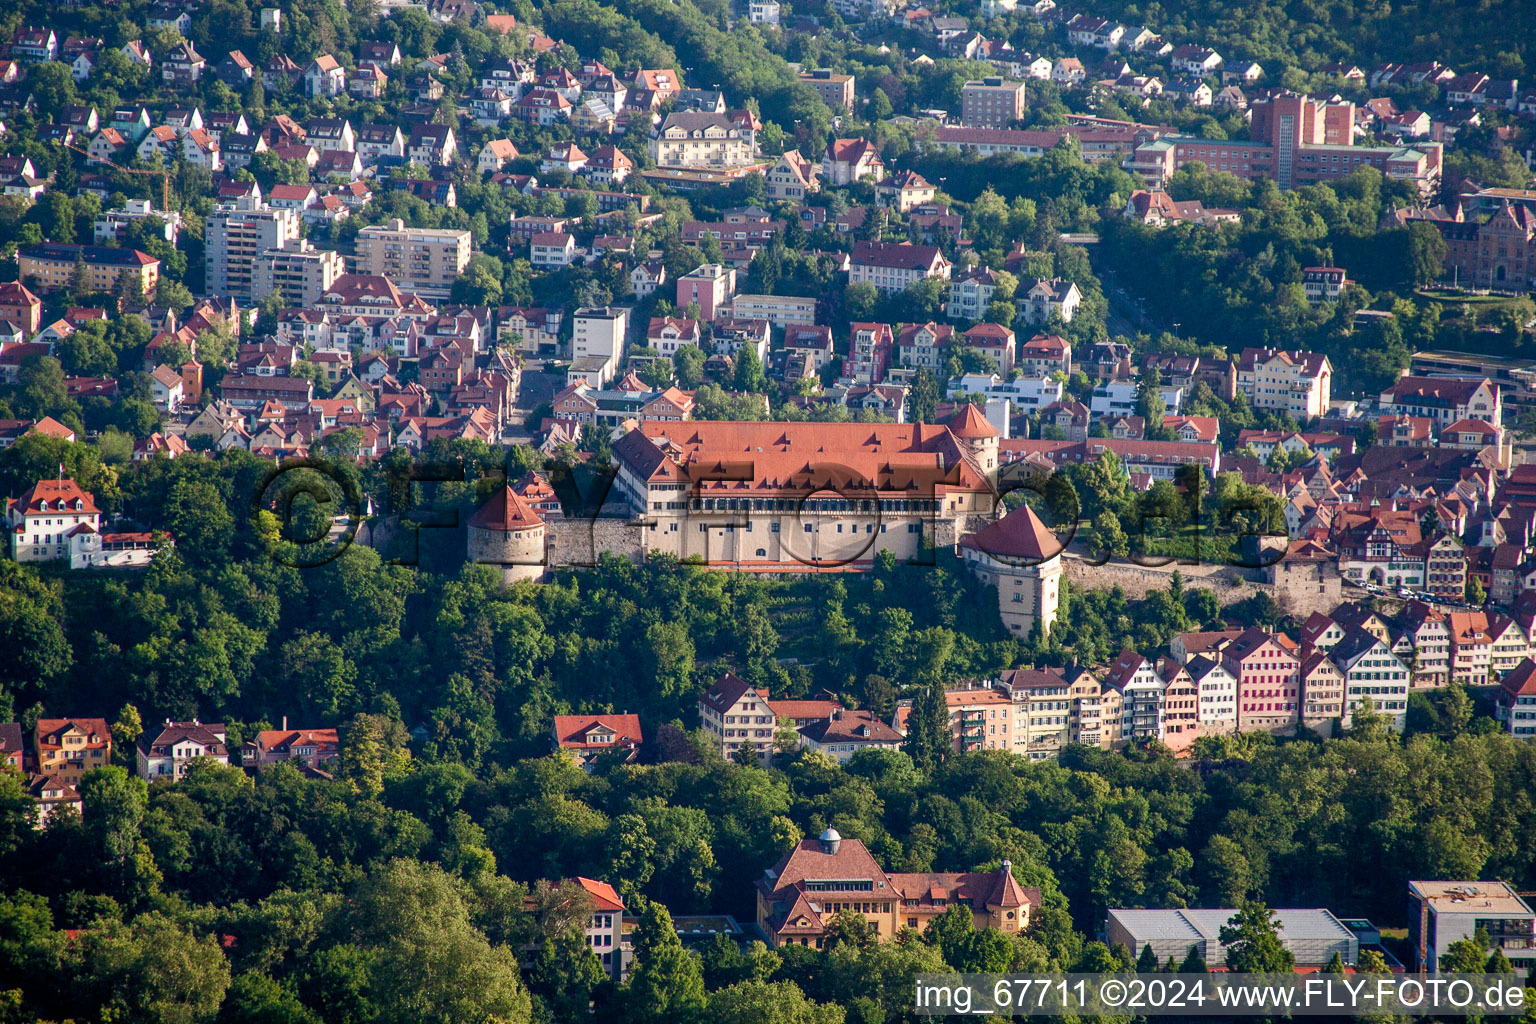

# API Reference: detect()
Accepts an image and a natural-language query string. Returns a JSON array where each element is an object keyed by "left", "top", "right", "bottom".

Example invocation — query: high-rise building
[
  {"left": 205, "top": 196, "right": 301, "bottom": 300},
  {"left": 252, "top": 240, "right": 346, "bottom": 308},
  {"left": 354, "top": 218, "right": 472, "bottom": 301},
  {"left": 961, "top": 77, "right": 1027, "bottom": 128}
]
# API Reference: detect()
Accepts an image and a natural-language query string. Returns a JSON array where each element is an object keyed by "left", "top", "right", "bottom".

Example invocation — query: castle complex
[{"left": 467, "top": 408, "right": 1066, "bottom": 635}]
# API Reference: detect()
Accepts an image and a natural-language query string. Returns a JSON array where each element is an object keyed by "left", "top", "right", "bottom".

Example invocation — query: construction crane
[{"left": 62, "top": 142, "right": 173, "bottom": 211}]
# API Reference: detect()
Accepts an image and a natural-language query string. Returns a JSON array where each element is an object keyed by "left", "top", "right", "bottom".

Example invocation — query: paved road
[
  {"left": 1095, "top": 263, "right": 1167, "bottom": 340},
  {"left": 505, "top": 368, "right": 560, "bottom": 443}
]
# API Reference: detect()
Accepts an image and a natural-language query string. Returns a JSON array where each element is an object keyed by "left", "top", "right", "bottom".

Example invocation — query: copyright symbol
[
  {"left": 251, "top": 458, "right": 363, "bottom": 568},
  {"left": 1100, "top": 979, "right": 1127, "bottom": 1008}
]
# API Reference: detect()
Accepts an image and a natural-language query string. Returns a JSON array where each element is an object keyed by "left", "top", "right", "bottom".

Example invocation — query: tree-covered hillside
[{"left": 1071, "top": 0, "right": 1535, "bottom": 76}]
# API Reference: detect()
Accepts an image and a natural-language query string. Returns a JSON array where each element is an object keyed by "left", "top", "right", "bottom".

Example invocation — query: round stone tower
[
  {"left": 467, "top": 485, "right": 546, "bottom": 583},
  {"left": 947, "top": 403, "right": 1001, "bottom": 474}
]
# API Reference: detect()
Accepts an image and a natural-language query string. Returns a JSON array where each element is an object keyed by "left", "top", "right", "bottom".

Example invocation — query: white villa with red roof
[{"left": 6, "top": 477, "right": 166, "bottom": 568}]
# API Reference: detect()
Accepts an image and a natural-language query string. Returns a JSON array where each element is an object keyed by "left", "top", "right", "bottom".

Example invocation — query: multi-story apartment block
[
  {"left": 895, "top": 321, "right": 953, "bottom": 373},
  {"left": 569, "top": 305, "right": 628, "bottom": 386},
  {"left": 1223, "top": 628, "right": 1299, "bottom": 734},
  {"left": 1489, "top": 616, "right": 1530, "bottom": 678},
  {"left": 1235, "top": 347, "right": 1332, "bottom": 420},
  {"left": 947, "top": 267, "right": 1001, "bottom": 321},
  {"left": 205, "top": 196, "right": 301, "bottom": 301},
  {"left": 1378, "top": 375, "right": 1500, "bottom": 429},
  {"left": 941, "top": 686, "right": 1016, "bottom": 753},
  {"left": 997, "top": 667, "right": 1076, "bottom": 759},
  {"left": 1329, "top": 628, "right": 1409, "bottom": 729},
  {"left": 251, "top": 240, "right": 345, "bottom": 308},
  {"left": 1497, "top": 659, "right": 1536, "bottom": 737},
  {"left": 800, "top": 69, "right": 854, "bottom": 109},
  {"left": 1185, "top": 654, "right": 1238, "bottom": 734},
  {"left": 648, "top": 112, "right": 757, "bottom": 169},
  {"left": 1156, "top": 657, "right": 1200, "bottom": 753},
  {"left": 961, "top": 77, "right": 1027, "bottom": 128},
  {"left": 1126, "top": 93, "right": 1442, "bottom": 195},
  {"left": 699, "top": 673, "right": 781, "bottom": 761},
  {"left": 964, "top": 323, "right": 1016, "bottom": 376},
  {"left": 847, "top": 322, "right": 893, "bottom": 384},
  {"left": 33, "top": 718, "right": 111, "bottom": 786},
  {"left": 1298, "top": 650, "right": 1347, "bottom": 729},
  {"left": 1409, "top": 881, "right": 1536, "bottom": 975},
  {"left": 1423, "top": 534, "right": 1469, "bottom": 602},
  {"left": 1105, "top": 651, "right": 1166, "bottom": 741},
  {"left": 1401, "top": 603, "right": 1451, "bottom": 687},
  {"left": 727, "top": 293, "right": 817, "bottom": 328},
  {"left": 355, "top": 218, "right": 472, "bottom": 301},
  {"left": 18, "top": 243, "right": 159, "bottom": 298},
  {"left": 676, "top": 263, "right": 736, "bottom": 320},
  {"left": 755, "top": 831, "right": 1039, "bottom": 948},
  {"left": 850, "top": 241, "right": 951, "bottom": 295},
  {"left": 1447, "top": 612, "right": 1495, "bottom": 685},
  {"left": 699, "top": 672, "right": 840, "bottom": 761},
  {"left": 94, "top": 199, "right": 182, "bottom": 245},
  {"left": 1016, "top": 334, "right": 1071, "bottom": 376}
]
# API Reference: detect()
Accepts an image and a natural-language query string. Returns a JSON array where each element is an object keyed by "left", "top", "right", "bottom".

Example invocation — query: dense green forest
[
  {"left": 1069, "top": 0, "right": 1536, "bottom": 75},
  {"left": 5, "top": 435, "right": 1536, "bottom": 1022}
]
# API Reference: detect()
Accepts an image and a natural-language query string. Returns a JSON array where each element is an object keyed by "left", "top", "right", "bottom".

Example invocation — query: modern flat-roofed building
[
  {"left": 727, "top": 293, "right": 817, "bottom": 328},
  {"left": 676, "top": 263, "right": 736, "bottom": 320},
  {"left": 1106, "top": 907, "right": 1358, "bottom": 968},
  {"left": 354, "top": 218, "right": 471, "bottom": 301},
  {"left": 205, "top": 196, "right": 301, "bottom": 300},
  {"left": 800, "top": 69, "right": 854, "bottom": 109},
  {"left": 1126, "top": 92, "right": 1441, "bottom": 194},
  {"left": 1408, "top": 881, "right": 1536, "bottom": 975},
  {"left": 571, "top": 305, "right": 628, "bottom": 386},
  {"left": 961, "top": 77, "right": 1027, "bottom": 127},
  {"left": 251, "top": 240, "right": 345, "bottom": 307}
]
